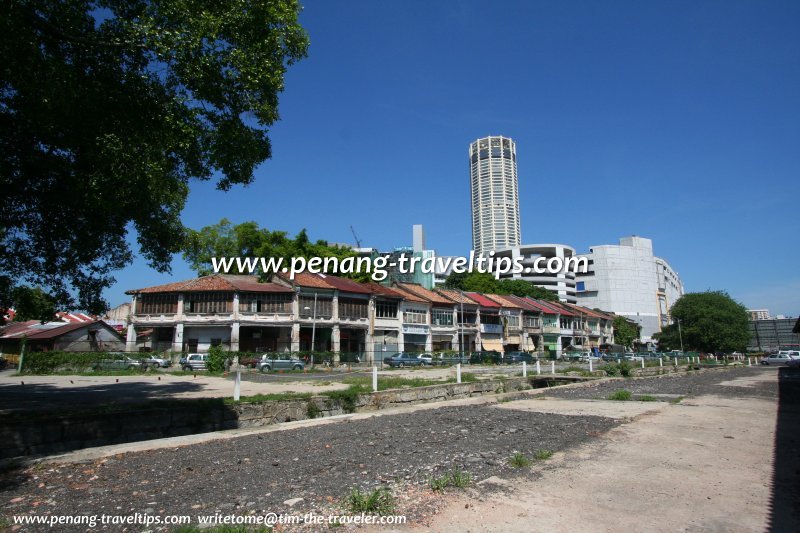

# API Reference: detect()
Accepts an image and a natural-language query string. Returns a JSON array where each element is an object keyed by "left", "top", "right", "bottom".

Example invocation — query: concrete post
[
  {"left": 659, "top": 358, "right": 663, "bottom": 367},
  {"left": 456, "top": 363, "right": 462, "bottom": 384},
  {"left": 551, "top": 361, "right": 555, "bottom": 375},
  {"left": 372, "top": 366, "right": 378, "bottom": 392},
  {"left": 589, "top": 359, "right": 593, "bottom": 373},
  {"left": 234, "top": 369, "right": 241, "bottom": 401},
  {"left": 640, "top": 358, "right": 645, "bottom": 369},
  {"left": 522, "top": 361, "right": 527, "bottom": 377},
  {"left": 674, "top": 357, "right": 678, "bottom": 367},
  {"left": 536, "top": 360, "right": 541, "bottom": 375}
]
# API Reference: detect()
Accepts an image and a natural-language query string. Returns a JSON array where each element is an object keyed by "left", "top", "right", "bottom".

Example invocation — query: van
[{"left": 182, "top": 353, "right": 208, "bottom": 371}]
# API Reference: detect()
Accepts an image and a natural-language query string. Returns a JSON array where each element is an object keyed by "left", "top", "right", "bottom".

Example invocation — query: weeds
[
  {"left": 670, "top": 396, "right": 685, "bottom": 404},
  {"left": 429, "top": 468, "right": 472, "bottom": 491},
  {"left": 533, "top": 449, "right": 554, "bottom": 460},
  {"left": 306, "top": 400, "right": 321, "bottom": 419},
  {"left": 607, "top": 389, "right": 633, "bottom": 401},
  {"left": 637, "top": 395, "right": 658, "bottom": 402},
  {"left": 345, "top": 487, "right": 395, "bottom": 515},
  {"left": 509, "top": 452, "right": 532, "bottom": 468}
]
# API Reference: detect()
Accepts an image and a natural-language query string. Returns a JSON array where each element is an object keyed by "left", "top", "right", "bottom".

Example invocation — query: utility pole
[{"left": 677, "top": 317, "right": 684, "bottom": 354}]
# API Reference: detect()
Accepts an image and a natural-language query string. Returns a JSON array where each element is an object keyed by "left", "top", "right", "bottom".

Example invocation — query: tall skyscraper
[{"left": 469, "top": 136, "right": 521, "bottom": 253}]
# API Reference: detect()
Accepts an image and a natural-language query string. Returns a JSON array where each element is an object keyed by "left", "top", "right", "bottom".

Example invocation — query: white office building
[
  {"left": 469, "top": 136, "right": 521, "bottom": 254},
  {"left": 575, "top": 236, "right": 684, "bottom": 341},
  {"left": 493, "top": 244, "right": 580, "bottom": 303}
]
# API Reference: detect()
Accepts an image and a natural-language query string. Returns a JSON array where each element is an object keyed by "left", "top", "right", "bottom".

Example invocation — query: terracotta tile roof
[
  {"left": 390, "top": 283, "right": 427, "bottom": 303},
  {"left": 394, "top": 283, "right": 453, "bottom": 306},
  {"left": 363, "top": 282, "right": 405, "bottom": 299},
  {"left": 279, "top": 272, "right": 371, "bottom": 294},
  {"left": 127, "top": 275, "right": 292, "bottom": 294},
  {"left": 434, "top": 289, "right": 478, "bottom": 306},
  {"left": 465, "top": 293, "right": 501, "bottom": 308},
  {"left": 314, "top": 274, "right": 372, "bottom": 294},
  {"left": 524, "top": 298, "right": 561, "bottom": 315},
  {"left": 502, "top": 295, "right": 541, "bottom": 312},
  {"left": 562, "top": 303, "right": 607, "bottom": 319},
  {"left": 541, "top": 301, "right": 577, "bottom": 317},
  {"left": 485, "top": 294, "right": 523, "bottom": 309}
]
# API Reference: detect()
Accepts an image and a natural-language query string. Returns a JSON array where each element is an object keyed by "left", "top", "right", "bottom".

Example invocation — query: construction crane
[{"left": 350, "top": 225, "right": 362, "bottom": 248}]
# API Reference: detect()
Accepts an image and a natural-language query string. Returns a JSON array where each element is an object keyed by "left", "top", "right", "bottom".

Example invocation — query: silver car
[
  {"left": 182, "top": 353, "right": 208, "bottom": 371},
  {"left": 94, "top": 354, "right": 143, "bottom": 371},
  {"left": 257, "top": 354, "right": 305, "bottom": 372},
  {"left": 142, "top": 355, "right": 172, "bottom": 368}
]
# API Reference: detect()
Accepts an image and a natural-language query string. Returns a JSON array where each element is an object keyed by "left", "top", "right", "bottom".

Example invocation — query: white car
[
  {"left": 761, "top": 353, "right": 794, "bottom": 366},
  {"left": 417, "top": 353, "right": 433, "bottom": 366},
  {"left": 777, "top": 350, "right": 800, "bottom": 360}
]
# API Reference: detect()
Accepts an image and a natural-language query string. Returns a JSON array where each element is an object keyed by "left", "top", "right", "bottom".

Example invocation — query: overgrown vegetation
[
  {"left": 637, "top": 395, "right": 658, "bottom": 402},
  {"left": 429, "top": 468, "right": 471, "bottom": 491},
  {"left": 344, "top": 487, "right": 395, "bottom": 515},
  {"left": 306, "top": 400, "right": 321, "bottom": 419},
  {"left": 603, "top": 361, "right": 632, "bottom": 377},
  {"left": 607, "top": 389, "right": 633, "bottom": 401},
  {"left": 206, "top": 345, "right": 227, "bottom": 373},
  {"left": 17, "top": 351, "right": 147, "bottom": 374}
]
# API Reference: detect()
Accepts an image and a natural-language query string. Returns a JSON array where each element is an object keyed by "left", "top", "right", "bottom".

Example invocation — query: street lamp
[
  {"left": 676, "top": 317, "right": 684, "bottom": 354},
  {"left": 459, "top": 290, "right": 465, "bottom": 360}
]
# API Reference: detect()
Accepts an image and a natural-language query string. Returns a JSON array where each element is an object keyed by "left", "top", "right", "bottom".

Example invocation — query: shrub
[
  {"left": 608, "top": 389, "right": 633, "bottom": 401},
  {"left": 206, "top": 345, "right": 227, "bottom": 373},
  {"left": 637, "top": 395, "right": 657, "bottom": 402},
  {"left": 306, "top": 400, "right": 321, "bottom": 419},
  {"left": 345, "top": 487, "right": 395, "bottom": 515},
  {"left": 19, "top": 351, "right": 146, "bottom": 374}
]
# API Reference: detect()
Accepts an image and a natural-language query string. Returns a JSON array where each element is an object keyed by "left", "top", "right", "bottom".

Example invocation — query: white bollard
[
  {"left": 522, "top": 361, "right": 527, "bottom": 377},
  {"left": 617, "top": 358, "right": 620, "bottom": 364},
  {"left": 641, "top": 358, "right": 645, "bottom": 369},
  {"left": 674, "top": 357, "right": 678, "bottom": 367},
  {"left": 659, "top": 358, "right": 663, "bottom": 368},
  {"left": 551, "top": 361, "right": 555, "bottom": 375},
  {"left": 589, "top": 359, "right": 593, "bottom": 373},
  {"left": 234, "top": 369, "right": 241, "bottom": 402},
  {"left": 748, "top": 357, "right": 752, "bottom": 367},
  {"left": 536, "top": 360, "right": 541, "bottom": 375},
  {"left": 456, "top": 363, "right": 462, "bottom": 384},
  {"left": 372, "top": 365, "right": 378, "bottom": 392}
]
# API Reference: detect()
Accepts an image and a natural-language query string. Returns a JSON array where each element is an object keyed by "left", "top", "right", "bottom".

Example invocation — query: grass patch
[
  {"left": 306, "top": 400, "right": 321, "bottom": 419},
  {"left": 226, "top": 391, "right": 311, "bottom": 405},
  {"left": 637, "top": 395, "right": 658, "bottom": 402},
  {"left": 607, "top": 389, "right": 633, "bottom": 401},
  {"left": 509, "top": 452, "right": 532, "bottom": 468},
  {"left": 344, "top": 487, "right": 395, "bottom": 515},
  {"left": 533, "top": 449, "right": 554, "bottom": 460},
  {"left": 429, "top": 467, "right": 471, "bottom": 491},
  {"left": 670, "top": 396, "right": 685, "bottom": 404}
]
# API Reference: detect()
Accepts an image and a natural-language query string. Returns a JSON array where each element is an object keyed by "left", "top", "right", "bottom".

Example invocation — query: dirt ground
[{"left": 406, "top": 371, "right": 780, "bottom": 532}]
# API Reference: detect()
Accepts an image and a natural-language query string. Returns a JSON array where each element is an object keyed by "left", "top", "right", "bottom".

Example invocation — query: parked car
[
  {"left": 504, "top": 351, "right": 536, "bottom": 364},
  {"left": 182, "top": 353, "right": 208, "bottom": 371},
  {"left": 623, "top": 354, "right": 644, "bottom": 362},
  {"left": 257, "top": 354, "right": 305, "bottom": 372},
  {"left": 787, "top": 358, "right": 800, "bottom": 368},
  {"left": 469, "top": 350, "right": 502, "bottom": 365},
  {"left": 416, "top": 353, "right": 433, "bottom": 366},
  {"left": 761, "top": 353, "right": 794, "bottom": 366},
  {"left": 142, "top": 355, "right": 171, "bottom": 368},
  {"left": 433, "top": 353, "right": 470, "bottom": 366},
  {"left": 94, "top": 354, "right": 143, "bottom": 371},
  {"left": 383, "top": 352, "right": 424, "bottom": 368},
  {"left": 238, "top": 354, "right": 262, "bottom": 368},
  {"left": 777, "top": 350, "right": 800, "bottom": 360}
]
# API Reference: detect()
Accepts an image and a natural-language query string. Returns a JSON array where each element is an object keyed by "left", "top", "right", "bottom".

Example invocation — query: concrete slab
[{"left": 493, "top": 397, "right": 667, "bottom": 419}]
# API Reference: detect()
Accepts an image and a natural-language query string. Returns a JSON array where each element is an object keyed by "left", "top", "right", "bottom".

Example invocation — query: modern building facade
[
  {"left": 469, "top": 136, "right": 521, "bottom": 254},
  {"left": 575, "top": 236, "right": 684, "bottom": 341},
  {"left": 492, "top": 244, "right": 580, "bottom": 303},
  {"left": 748, "top": 309, "right": 771, "bottom": 321}
]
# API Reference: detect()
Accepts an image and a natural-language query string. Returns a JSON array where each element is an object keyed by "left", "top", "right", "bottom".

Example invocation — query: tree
[
  {"left": 613, "top": 316, "right": 640, "bottom": 349},
  {"left": 0, "top": 1, "right": 309, "bottom": 314},
  {"left": 442, "top": 271, "right": 558, "bottom": 301},
  {"left": 655, "top": 291, "right": 750, "bottom": 353},
  {"left": 183, "top": 219, "right": 364, "bottom": 279},
  {"left": 9, "top": 286, "right": 58, "bottom": 323}
]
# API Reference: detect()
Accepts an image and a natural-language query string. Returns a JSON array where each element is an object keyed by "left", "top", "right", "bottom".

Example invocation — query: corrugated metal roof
[{"left": 465, "top": 293, "right": 501, "bottom": 308}]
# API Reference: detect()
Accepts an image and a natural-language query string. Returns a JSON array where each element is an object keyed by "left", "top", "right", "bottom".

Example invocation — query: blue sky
[{"left": 107, "top": 0, "right": 800, "bottom": 316}]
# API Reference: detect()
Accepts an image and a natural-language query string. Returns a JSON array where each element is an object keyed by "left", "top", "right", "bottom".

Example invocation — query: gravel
[{"left": 0, "top": 366, "right": 777, "bottom": 531}]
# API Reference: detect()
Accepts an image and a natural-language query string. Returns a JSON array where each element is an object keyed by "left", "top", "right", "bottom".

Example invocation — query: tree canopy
[
  {"left": 8, "top": 286, "right": 58, "bottom": 323},
  {"left": 0, "top": 0, "right": 308, "bottom": 314},
  {"left": 183, "top": 219, "right": 367, "bottom": 280},
  {"left": 654, "top": 291, "right": 750, "bottom": 353},
  {"left": 612, "top": 316, "right": 640, "bottom": 349},
  {"left": 442, "top": 272, "right": 559, "bottom": 301}
]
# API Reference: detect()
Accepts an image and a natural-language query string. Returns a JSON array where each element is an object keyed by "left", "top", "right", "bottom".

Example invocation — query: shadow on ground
[{"left": 769, "top": 366, "right": 800, "bottom": 531}]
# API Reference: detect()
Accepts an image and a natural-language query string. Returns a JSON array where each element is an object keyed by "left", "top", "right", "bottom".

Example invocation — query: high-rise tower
[{"left": 469, "top": 136, "right": 521, "bottom": 254}]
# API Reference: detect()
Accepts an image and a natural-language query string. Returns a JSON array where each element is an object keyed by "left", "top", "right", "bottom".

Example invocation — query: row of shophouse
[{"left": 125, "top": 273, "right": 616, "bottom": 362}]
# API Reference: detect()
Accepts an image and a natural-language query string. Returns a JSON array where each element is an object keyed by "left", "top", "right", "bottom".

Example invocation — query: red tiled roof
[
  {"left": 503, "top": 295, "right": 542, "bottom": 312},
  {"left": 127, "top": 275, "right": 293, "bottom": 295},
  {"left": 562, "top": 303, "right": 606, "bottom": 319},
  {"left": 394, "top": 283, "right": 453, "bottom": 306},
  {"left": 524, "top": 298, "right": 562, "bottom": 315},
  {"left": 56, "top": 311, "right": 96, "bottom": 323},
  {"left": 363, "top": 282, "right": 405, "bottom": 299},
  {"left": 390, "top": 283, "right": 427, "bottom": 303},
  {"left": 541, "top": 301, "right": 577, "bottom": 317},
  {"left": 465, "top": 293, "right": 501, "bottom": 308},
  {"left": 281, "top": 272, "right": 371, "bottom": 294},
  {"left": 485, "top": 294, "right": 523, "bottom": 309},
  {"left": 434, "top": 289, "right": 479, "bottom": 306}
]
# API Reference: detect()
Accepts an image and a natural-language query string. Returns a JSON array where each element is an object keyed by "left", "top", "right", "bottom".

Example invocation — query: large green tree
[
  {"left": 0, "top": 0, "right": 308, "bottom": 314},
  {"left": 183, "top": 219, "right": 366, "bottom": 280},
  {"left": 442, "top": 272, "right": 558, "bottom": 301},
  {"left": 9, "top": 286, "right": 58, "bottom": 323},
  {"left": 612, "top": 316, "right": 640, "bottom": 349},
  {"left": 655, "top": 291, "right": 750, "bottom": 353}
]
